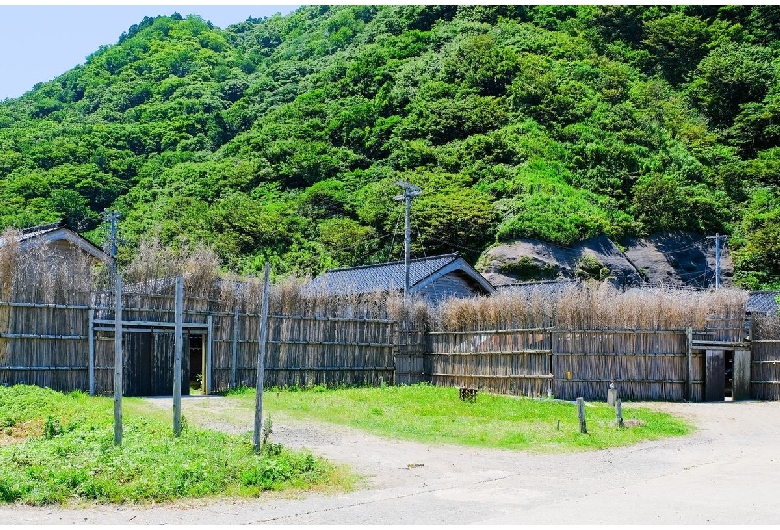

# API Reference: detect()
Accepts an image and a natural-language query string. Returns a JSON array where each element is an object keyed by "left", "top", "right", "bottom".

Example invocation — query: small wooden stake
[
  {"left": 607, "top": 388, "right": 618, "bottom": 406},
  {"left": 616, "top": 398, "right": 624, "bottom": 428},
  {"left": 254, "top": 263, "right": 271, "bottom": 454},
  {"left": 577, "top": 397, "right": 587, "bottom": 434}
]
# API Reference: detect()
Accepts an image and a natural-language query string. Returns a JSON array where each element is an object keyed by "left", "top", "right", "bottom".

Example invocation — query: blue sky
[{"left": 0, "top": 4, "right": 301, "bottom": 100}]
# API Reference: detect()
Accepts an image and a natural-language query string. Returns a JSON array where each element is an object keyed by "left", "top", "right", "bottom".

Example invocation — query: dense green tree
[{"left": 0, "top": 6, "right": 778, "bottom": 286}]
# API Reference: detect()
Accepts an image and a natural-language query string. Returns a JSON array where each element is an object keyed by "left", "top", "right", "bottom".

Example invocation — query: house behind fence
[{"left": 1, "top": 237, "right": 778, "bottom": 403}]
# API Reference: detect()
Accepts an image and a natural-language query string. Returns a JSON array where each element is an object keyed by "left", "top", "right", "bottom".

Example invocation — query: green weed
[
  {"left": 249, "top": 384, "right": 692, "bottom": 453},
  {"left": 0, "top": 385, "right": 344, "bottom": 505}
]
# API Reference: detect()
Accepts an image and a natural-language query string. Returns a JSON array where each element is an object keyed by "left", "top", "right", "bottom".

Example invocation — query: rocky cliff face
[{"left": 477, "top": 232, "right": 732, "bottom": 288}]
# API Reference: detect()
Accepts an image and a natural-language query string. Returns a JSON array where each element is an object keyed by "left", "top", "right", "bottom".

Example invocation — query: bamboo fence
[
  {"left": 0, "top": 300, "right": 91, "bottom": 392},
  {"left": 0, "top": 233, "right": 774, "bottom": 403},
  {"left": 551, "top": 330, "right": 693, "bottom": 401},
  {"left": 210, "top": 313, "right": 396, "bottom": 391},
  {"left": 750, "top": 314, "right": 780, "bottom": 400},
  {"left": 395, "top": 328, "right": 427, "bottom": 385},
  {"left": 426, "top": 328, "right": 553, "bottom": 396}
]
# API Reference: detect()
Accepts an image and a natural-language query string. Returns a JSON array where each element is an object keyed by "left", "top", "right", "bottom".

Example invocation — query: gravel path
[{"left": 2, "top": 397, "right": 779, "bottom": 525}]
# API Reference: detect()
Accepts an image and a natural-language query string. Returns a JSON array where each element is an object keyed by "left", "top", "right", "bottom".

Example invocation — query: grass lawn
[
  {"left": 229, "top": 383, "right": 693, "bottom": 453},
  {"left": 0, "top": 385, "right": 350, "bottom": 505}
]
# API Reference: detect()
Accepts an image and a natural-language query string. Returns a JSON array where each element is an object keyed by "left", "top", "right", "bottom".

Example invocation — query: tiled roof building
[
  {"left": 747, "top": 291, "right": 780, "bottom": 314},
  {"left": 311, "top": 253, "right": 495, "bottom": 303}
]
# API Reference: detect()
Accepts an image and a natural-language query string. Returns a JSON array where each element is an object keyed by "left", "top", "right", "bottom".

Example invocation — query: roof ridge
[
  {"left": 322, "top": 253, "right": 459, "bottom": 274},
  {"left": 20, "top": 221, "right": 63, "bottom": 235}
]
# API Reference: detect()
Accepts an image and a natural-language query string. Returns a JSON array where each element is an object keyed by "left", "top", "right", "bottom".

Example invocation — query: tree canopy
[{"left": 0, "top": 5, "right": 779, "bottom": 286}]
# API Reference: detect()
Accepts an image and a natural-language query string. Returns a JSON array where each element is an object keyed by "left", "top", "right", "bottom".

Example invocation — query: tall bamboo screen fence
[
  {"left": 426, "top": 328, "right": 553, "bottom": 396},
  {"left": 422, "top": 285, "right": 752, "bottom": 401},
  {"left": 0, "top": 235, "right": 93, "bottom": 391},
  {"left": 0, "top": 233, "right": 776, "bottom": 402},
  {"left": 751, "top": 314, "right": 780, "bottom": 400},
  {"left": 551, "top": 330, "right": 693, "bottom": 401}
]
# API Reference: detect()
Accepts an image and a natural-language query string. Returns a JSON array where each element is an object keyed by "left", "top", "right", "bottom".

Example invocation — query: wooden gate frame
[{"left": 90, "top": 317, "right": 212, "bottom": 395}]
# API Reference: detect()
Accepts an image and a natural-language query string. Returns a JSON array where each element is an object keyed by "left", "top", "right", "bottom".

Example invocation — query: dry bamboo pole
[
  {"left": 113, "top": 276, "right": 123, "bottom": 446},
  {"left": 173, "top": 277, "right": 183, "bottom": 437},
  {"left": 88, "top": 309, "right": 95, "bottom": 395},
  {"left": 253, "top": 263, "right": 271, "bottom": 454},
  {"left": 686, "top": 327, "right": 693, "bottom": 401},
  {"left": 206, "top": 314, "right": 213, "bottom": 394},
  {"left": 231, "top": 305, "right": 239, "bottom": 389}
]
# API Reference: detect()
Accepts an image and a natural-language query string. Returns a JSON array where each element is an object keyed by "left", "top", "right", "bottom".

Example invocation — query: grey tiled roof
[
  {"left": 747, "top": 291, "right": 780, "bottom": 314},
  {"left": 311, "top": 254, "right": 464, "bottom": 294}
]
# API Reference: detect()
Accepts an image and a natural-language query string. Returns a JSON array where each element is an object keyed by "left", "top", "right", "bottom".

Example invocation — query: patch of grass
[
  {"left": 0, "top": 385, "right": 348, "bottom": 505},
  {"left": 245, "top": 384, "right": 691, "bottom": 453}
]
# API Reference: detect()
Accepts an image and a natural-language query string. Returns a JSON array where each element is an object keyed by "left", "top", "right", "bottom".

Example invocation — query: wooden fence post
[
  {"left": 113, "top": 276, "right": 123, "bottom": 446},
  {"left": 231, "top": 304, "right": 239, "bottom": 389},
  {"left": 88, "top": 308, "right": 95, "bottom": 396},
  {"left": 206, "top": 314, "right": 213, "bottom": 395},
  {"left": 607, "top": 387, "right": 618, "bottom": 406},
  {"left": 577, "top": 397, "right": 587, "bottom": 434},
  {"left": 173, "top": 277, "right": 183, "bottom": 437},
  {"left": 686, "top": 327, "right": 693, "bottom": 401},
  {"left": 254, "top": 263, "right": 271, "bottom": 453}
]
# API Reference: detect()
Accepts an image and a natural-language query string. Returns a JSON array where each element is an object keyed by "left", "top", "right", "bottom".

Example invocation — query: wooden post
[
  {"left": 231, "top": 305, "right": 239, "bottom": 389},
  {"left": 254, "top": 263, "right": 271, "bottom": 453},
  {"left": 577, "top": 397, "right": 587, "bottom": 434},
  {"left": 113, "top": 276, "right": 123, "bottom": 446},
  {"left": 88, "top": 308, "right": 95, "bottom": 396},
  {"left": 686, "top": 327, "right": 693, "bottom": 402},
  {"left": 607, "top": 387, "right": 618, "bottom": 406},
  {"left": 615, "top": 398, "right": 624, "bottom": 428},
  {"left": 173, "top": 277, "right": 183, "bottom": 437},
  {"left": 205, "top": 315, "right": 213, "bottom": 395}
]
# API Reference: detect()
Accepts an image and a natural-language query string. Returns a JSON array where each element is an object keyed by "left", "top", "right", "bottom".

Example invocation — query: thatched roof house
[
  {"left": 5, "top": 222, "right": 112, "bottom": 264},
  {"left": 310, "top": 253, "right": 495, "bottom": 304}
]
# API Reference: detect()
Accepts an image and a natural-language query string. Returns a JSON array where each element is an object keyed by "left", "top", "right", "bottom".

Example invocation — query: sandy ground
[{"left": 1, "top": 396, "right": 779, "bottom": 525}]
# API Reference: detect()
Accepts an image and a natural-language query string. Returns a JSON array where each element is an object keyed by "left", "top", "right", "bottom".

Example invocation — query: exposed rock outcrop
[{"left": 477, "top": 231, "right": 732, "bottom": 289}]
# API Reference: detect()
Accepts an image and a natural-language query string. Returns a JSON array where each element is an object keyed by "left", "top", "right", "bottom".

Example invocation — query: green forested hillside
[{"left": 0, "top": 6, "right": 779, "bottom": 287}]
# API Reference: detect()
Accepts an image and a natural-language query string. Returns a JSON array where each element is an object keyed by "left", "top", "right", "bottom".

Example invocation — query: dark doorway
[
  {"left": 124, "top": 332, "right": 152, "bottom": 397},
  {"left": 189, "top": 335, "right": 204, "bottom": 392},
  {"left": 725, "top": 350, "right": 734, "bottom": 399},
  {"left": 124, "top": 331, "right": 190, "bottom": 397},
  {"left": 705, "top": 349, "right": 725, "bottom": 402}
]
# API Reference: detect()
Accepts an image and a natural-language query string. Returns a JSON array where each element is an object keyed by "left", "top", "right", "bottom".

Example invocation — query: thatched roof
[{"left": 5, "top": 222, "right": 112, "bottom": 263}]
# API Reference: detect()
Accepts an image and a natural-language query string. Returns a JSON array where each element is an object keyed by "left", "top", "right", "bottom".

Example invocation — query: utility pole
[
  {"left": 393, "top": 181, "right": 422, "bottom": 297},
  {"left": 707, "top": 234, "right": 728, "bottom": 289},
  {"left": 103, "top": 209, "right": 121, "bottom": 277}
]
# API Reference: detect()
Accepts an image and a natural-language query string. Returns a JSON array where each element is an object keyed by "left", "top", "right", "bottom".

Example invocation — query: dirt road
[{"left": 2, "top": 398, "right": 779, "bottom": 525}]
